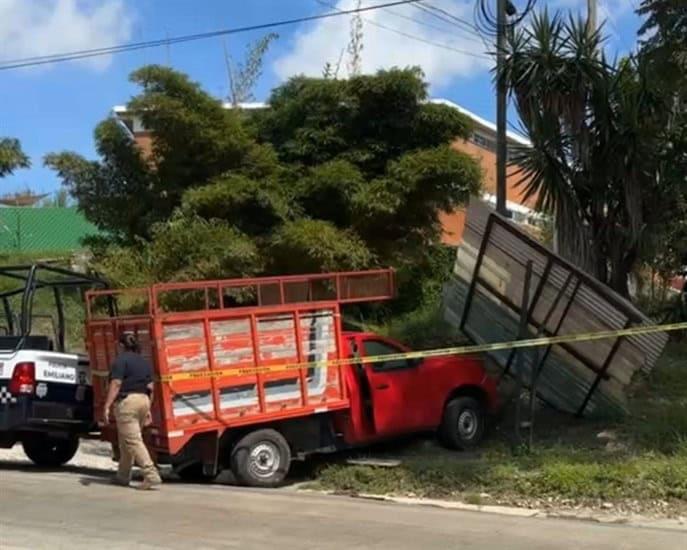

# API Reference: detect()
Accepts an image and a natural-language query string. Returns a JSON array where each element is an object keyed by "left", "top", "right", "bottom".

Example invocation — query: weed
[{"left": 463, "top": 493, "right": 484, "bottom": 505}]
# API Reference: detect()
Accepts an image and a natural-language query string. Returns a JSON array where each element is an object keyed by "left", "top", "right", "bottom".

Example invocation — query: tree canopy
[
  {"left": 637, "top": 0, "right": 687, "bottom": 279},
  {"left": 48, "top": 65, "right": 481, "bottom": 306},
  {"left": 502, "top": 11, "right": 684, "bottom": 295},
  {"left": 0, "top": 138, "right": 30, "bottom": 178},
  {"left": 638, "top": 0, "right": 687, "bottom": 91}
]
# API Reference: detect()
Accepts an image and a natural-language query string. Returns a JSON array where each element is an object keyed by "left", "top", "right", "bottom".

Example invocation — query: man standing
[{"left": 103, "top": 332, "right": 162, "bottom": 490}]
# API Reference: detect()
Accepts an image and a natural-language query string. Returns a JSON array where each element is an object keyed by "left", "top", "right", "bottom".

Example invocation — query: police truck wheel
[
  {"left": 22, "top": 435, "right": 79, "bottom": 467},
  {"left": 439, "top": 396, "right": 486, "bottom": 450},
  {"left": 231, "top": 429, "right": 291, "bottom": 488}
]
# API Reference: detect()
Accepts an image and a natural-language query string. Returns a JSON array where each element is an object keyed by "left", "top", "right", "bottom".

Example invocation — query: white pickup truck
[{"left": 0, "top": 264, "right": 105, "bottom": 466}]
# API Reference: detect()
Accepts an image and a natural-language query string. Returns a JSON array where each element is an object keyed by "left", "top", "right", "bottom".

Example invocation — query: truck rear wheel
[
  {"left": 22, "top": 434, "right": 79, "bottom": 467},
  {"left": 440, "top": 396, "right": 486, "bottom": 450},
  {"left": 231, "top": 429, "right": 291, "bottom": 488}
]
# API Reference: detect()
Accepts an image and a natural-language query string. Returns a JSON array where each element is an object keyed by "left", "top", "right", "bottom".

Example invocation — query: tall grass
[
  {"left": 312, "top": 344, "right": 687, "bottom": 504},
  {"left": 628, "top": 343, "right": 687, "bottom": 453}
]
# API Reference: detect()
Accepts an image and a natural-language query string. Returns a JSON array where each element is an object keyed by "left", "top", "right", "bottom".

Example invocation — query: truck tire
[
  {"left": 439, "top": 396, "right": 486, "bottom": 450},
  {"left": 22, "top": 434, "right": 79, "bottom": 467},
  {"left": 231, "top": 429, "right": 291, "bottom": 488}
]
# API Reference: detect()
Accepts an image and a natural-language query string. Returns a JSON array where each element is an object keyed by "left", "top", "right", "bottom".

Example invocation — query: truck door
[{"left": 360, "top": 338, "right": 424, "bottom": 437}]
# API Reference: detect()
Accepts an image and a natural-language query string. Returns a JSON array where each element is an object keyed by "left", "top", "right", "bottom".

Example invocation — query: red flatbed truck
[{"left": 87, "top": 269, "right": 498, "bottom": 487}]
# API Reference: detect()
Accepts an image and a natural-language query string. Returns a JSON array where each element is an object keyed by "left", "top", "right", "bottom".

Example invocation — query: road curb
[{"left": 305, "top": 489, "right": 687, "bottom": 531}]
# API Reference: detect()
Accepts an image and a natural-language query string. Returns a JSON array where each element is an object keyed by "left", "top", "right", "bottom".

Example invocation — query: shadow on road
[{"left": 0, "top": 459, "right": 112, "bottom": 479}]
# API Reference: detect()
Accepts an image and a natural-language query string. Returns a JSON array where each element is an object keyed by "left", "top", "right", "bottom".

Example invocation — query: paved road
[{"left": 0, "top": 465, "right": 684, "bottom": 550}]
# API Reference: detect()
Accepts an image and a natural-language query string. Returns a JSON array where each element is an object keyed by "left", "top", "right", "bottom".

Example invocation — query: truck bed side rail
[{"left": 150, "top": 269, "right": 396, "bottom": 314}]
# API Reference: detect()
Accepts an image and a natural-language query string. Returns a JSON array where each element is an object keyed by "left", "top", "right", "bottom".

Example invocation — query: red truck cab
[
  {"left": 87, "top": 270, "right": 499, "bottom": 488},
  {"left": 337, "top": 332, "right": 498, "bottom": 450}
]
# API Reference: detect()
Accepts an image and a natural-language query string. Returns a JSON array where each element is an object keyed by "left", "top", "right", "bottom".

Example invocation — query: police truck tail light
[{"left": 9, "top": 362, "right": 36, "bottom": 395}]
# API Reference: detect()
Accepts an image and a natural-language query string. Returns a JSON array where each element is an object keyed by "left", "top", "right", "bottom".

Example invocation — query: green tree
[
  {"left": 257, "top": 68, "right": 480, "bottom": 264},
  {"left": 268, "top": 219, "right": 373, "bottom": 274},
  {"left": 501, "top": 12, "right": 674, "bottom": 296},
  {"left": 637, "top": 0, "right": 687, "bottom": 282},
  {"left": 0, "top": 138, "right": 30, "bottom": 178},
  {"left": 638, "top": 0, "right": 687, "bottom": 92},
  {"left": 49, "top": 66, "right": 480, "bottom": 302},
  {"left": 45, "top": 119, "right": 155, "bottom": 241},
  {"left": 46, "top": 66, "right": 279, "bottom": 242},
  {"left": 96, "top": 214, "right": 263, "bottom": 287}
]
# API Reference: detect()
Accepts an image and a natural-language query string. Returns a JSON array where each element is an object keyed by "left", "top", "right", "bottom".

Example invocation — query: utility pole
[{"left": 495, "top": 0, "right": 508, "bottom": 217}]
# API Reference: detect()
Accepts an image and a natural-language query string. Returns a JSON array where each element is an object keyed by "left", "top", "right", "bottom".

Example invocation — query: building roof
[
  {"left": 429, "top": 99, "right": 532, "bottom": 147},
  {"left": 112, "top": 98, "right": 533, "bottom": 147},
  {"left": 0, "top": 207, "right": 103, "bottom": 253}
]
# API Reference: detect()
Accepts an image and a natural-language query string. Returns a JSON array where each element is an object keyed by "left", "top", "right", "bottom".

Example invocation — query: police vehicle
[{"left": 0, "top": 264, "right": 106, "bottom": 466}]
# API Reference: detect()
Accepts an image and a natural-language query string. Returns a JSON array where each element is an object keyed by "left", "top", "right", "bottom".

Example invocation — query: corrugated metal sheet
[
  {"left": 0, "top": 207, "right": 102, "bottom": 253},
  {"left": 443, "top": 200, "right": 670, "bottom": 417}
]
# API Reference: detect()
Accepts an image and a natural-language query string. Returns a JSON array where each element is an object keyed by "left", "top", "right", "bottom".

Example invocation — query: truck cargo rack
[
  {"left": 87, "top": 269, "right": 396, "bottom": 318},
  {"left": 86, "top": 269, "right": 395, "bottom": 456}
]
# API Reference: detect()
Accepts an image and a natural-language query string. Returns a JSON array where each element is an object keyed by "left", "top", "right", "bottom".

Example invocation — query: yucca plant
[{"left": 499, "top": 11, "right": 673, "bottom": 297}]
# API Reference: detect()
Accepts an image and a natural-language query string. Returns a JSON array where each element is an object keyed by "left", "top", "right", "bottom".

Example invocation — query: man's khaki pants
[{"left": 114, "top": 394, "right": 161, "bottom": 484}]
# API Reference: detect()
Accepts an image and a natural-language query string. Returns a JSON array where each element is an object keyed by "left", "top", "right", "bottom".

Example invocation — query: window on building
[{"left": 470, "top": 132, "right": 496, "bottom": 153}]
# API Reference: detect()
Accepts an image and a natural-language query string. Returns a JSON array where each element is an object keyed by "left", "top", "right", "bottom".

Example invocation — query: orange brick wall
[
  {"left": 133, "top": 131, "right": 154, "bottom": 159},
  {"left": 439, "top": 138, "right": 535, "bottom": 246}
]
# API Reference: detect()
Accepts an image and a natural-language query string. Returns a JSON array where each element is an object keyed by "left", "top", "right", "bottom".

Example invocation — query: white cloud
[
  {"left": 543, "top": 0, "right": 639, "bottom": 54},
  {"left": 0, "top": 0, "right": 133, "bottom": 71},
  {"left": 273, "top": 0, "right": 491, "bottom": 89},
  {"left": 550, "top": 0, "right": 635, "bottom": 18},
  {"left": 548, "top": 0, "right": 635, "bottom": 33}
]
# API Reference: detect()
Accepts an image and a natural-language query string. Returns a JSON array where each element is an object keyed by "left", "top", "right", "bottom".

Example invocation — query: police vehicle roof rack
[{"left": 0, "top": 263, "right": 107, "bottom": 353}]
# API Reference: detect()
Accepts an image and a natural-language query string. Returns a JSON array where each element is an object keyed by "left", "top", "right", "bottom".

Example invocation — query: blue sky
[{"left": 1, "top": 0, "right": 643, "bottom": 196}]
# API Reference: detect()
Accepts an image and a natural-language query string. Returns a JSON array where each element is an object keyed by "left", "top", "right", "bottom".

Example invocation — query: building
[
  {"left": 430, "top": 99, "right": 537, "bottom": 245},
  {"left": 0, "top": 207, "right": 102, "bottom": 254},
  {"left": 113, "top": 99, "right": 538, "bottom": 246}
]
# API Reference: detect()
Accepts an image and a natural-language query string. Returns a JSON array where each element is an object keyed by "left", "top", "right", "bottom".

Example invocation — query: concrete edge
[{"left": 299, "top": 489, "right": 687, "bottom": 531}]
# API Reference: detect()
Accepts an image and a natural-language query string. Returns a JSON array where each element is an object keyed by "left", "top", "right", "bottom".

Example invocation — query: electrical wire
[
  {"left": 315, "top": 0, "right": 489, "bottom": 59},
  {"left": 417, "top": 1, "right": 492, "bottom": 52},
  {"left": 0, "top": 0, "right": 424, "bottom": 71},
  {"left": 414, "top": 1, "right": 483, "bottom": 39},
  {"left": 382, "top": 2, "right": 477, "bottom": 40},
  {"left": 474, "top": 0, "right": 538, "bottom": 38}
]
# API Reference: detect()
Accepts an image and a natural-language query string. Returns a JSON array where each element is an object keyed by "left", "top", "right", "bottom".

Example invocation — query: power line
[
  {"left": 381, "top": 2, "right": 477, "bottom": 40},
  {"left": 412, "top": 2, "right": 472, "bottom": 29},
  {"left": 414, "top": 1, "right": 483, "bottom": 39},
  {"left": 0, "top": 0, "right": 423, "bottom": 71},
  {"left": 315, "top": 0, "right": 489, "bottom": 59},
  {"left": 417, "top": 1, "right": 491, "bottom": 51}
]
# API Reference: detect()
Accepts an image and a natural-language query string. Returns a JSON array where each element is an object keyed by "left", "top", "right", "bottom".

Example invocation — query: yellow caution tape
[{"left": 90, "top": 321, "right": 687, "bottom": 383}]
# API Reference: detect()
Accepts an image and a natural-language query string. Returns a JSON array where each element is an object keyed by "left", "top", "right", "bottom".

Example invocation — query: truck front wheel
[
  {"left": 231, "top": 429, "right": 291, "bottom": 488},
  {"left": 22, "top": 434, "right": 79, "bottom": 467},
  {"left": 440, "top": 396, "right": 486, "bottom": 450}
]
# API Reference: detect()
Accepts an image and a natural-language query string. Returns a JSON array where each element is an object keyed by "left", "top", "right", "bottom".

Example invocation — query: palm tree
[
  {"left": 500, "top": 11, "right": 669, "bottom": 296},
  {"left": 0, "top": 138, "right": 30, "bottom": 178}
]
